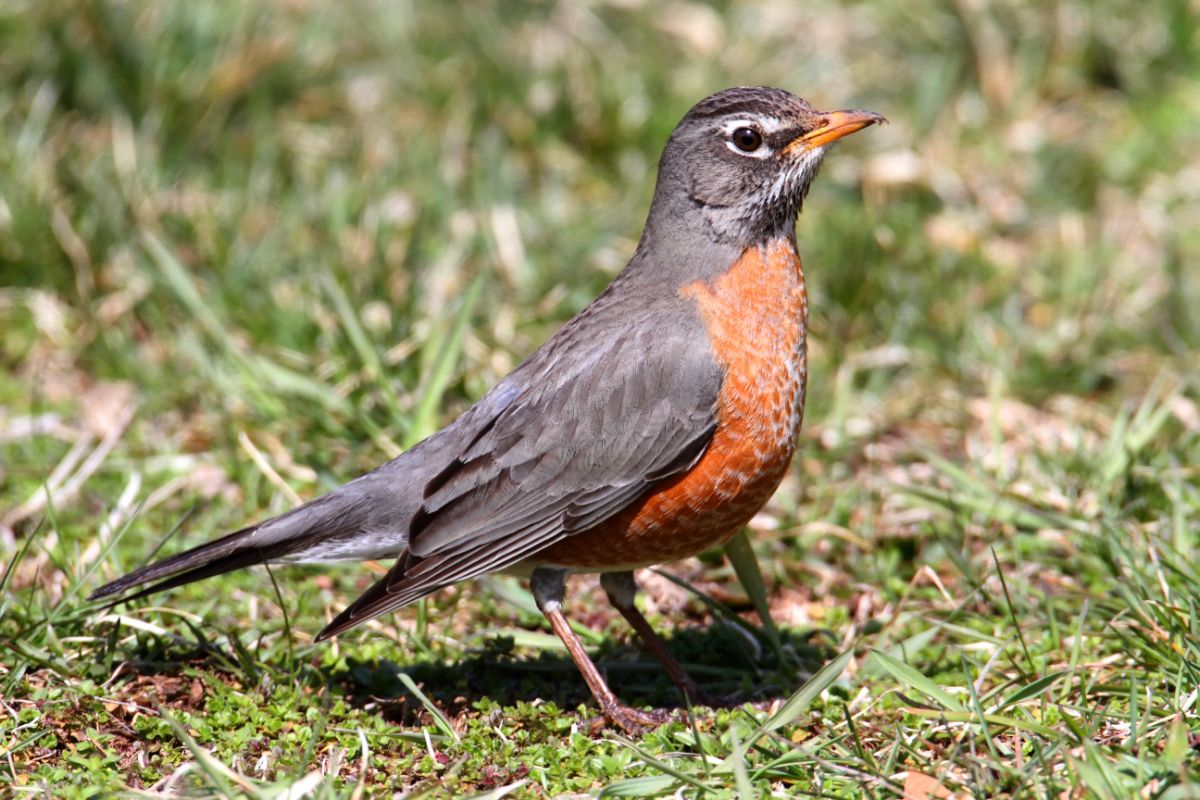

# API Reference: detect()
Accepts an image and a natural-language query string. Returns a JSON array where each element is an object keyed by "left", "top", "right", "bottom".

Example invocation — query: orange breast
[{"left": 534, "top": 237, "right": 809, "bottom": 569}]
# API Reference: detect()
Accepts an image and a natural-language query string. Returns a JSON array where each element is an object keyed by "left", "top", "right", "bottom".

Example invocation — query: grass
[{"left": 2, "top": 0, "right": 1199, "bottom": 796}]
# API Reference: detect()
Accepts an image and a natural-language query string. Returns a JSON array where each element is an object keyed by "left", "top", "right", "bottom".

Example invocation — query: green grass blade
[
  {"left": 598, "top": 775, "right": 679, "bottom": 798},
  {"left": 322, "top": 271, "right": 408, "bottom": 429},
  {"left": 724, "top": 530, "right": 790, "bottom": 678},
  {"left": 761, "top": 648, "right": 855, "bottom": 732},
  {"left": 407, "top": 274, "right": 484, "bottom": 446},
  {"left": 996, "top": 671, "right": 1069, "bottom": 711},
  {"left": 868, "top": 648, "right": 966, "bottom": 712},
  {"left": 396, "top": 672, "right": 460, "bottom": 743}
]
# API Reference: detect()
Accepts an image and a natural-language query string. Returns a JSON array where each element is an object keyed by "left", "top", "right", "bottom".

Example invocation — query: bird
[{"left": 91, "top": 86, "right": 884, "bottom": 733}]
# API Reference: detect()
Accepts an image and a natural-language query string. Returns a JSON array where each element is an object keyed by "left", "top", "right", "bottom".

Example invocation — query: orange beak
[{"left": 784, "top": 109, "right": 886, "bottom": 154}]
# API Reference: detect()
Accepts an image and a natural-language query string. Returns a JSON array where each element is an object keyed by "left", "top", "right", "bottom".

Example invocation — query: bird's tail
[{"left": 89, "top": 470, "right": 414, "bottom": 604}]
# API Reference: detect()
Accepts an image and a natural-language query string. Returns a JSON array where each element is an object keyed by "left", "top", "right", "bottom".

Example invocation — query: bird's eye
[{"left": 731, "top": 127, "right": 763, "bottom": 152}]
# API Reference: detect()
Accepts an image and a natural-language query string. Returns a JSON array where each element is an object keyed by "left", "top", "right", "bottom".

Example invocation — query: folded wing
[{"left": 317, "top": 323, "right": 722, "bottom": 639}]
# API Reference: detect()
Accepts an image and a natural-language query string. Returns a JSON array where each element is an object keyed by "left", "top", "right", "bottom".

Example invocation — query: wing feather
[{"left": 317, "top": 320, "right": 723, "bottom": 639}]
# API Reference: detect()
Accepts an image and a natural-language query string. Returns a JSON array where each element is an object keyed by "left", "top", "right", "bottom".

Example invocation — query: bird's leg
[
  {"left": 599, "top": 571, "right": 717, "bottom": 707},
  {"left": 530, "top": 567, "right": 669, "bottom": 734}
]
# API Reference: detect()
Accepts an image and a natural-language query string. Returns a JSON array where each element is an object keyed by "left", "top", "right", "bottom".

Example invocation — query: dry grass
[{"left": 1, "top": 0, "right": 1198, "bottom": 796}]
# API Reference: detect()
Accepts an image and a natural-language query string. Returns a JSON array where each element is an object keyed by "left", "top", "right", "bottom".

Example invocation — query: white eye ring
[{"left": 721, "top": 119, "right": 773, "bottom": 159}]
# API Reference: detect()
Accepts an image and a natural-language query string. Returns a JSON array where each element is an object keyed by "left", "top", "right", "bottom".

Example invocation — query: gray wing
[{"left": 316, "top": 321, "right": 722, "bottom": 638}]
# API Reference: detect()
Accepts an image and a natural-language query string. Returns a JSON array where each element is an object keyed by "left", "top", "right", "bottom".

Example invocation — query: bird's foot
[{"left": 589, "top": 703, "right": 673, "bottom": 736}]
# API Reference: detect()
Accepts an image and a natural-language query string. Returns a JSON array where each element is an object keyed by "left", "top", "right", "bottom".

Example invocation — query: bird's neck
[{"left": 627, "top": 166, "right": 803, "bottom": 294}]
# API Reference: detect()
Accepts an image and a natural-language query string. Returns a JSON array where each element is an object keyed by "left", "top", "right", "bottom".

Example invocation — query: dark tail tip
[
  {"left": 88, "top": 582, "right": 127, "bottom": 599},
  {"left": 314, "top": 609, "right": 356, "bottom": 642},
  {"left": 89, "top": 578, "right": 137, "bottom": 602}
]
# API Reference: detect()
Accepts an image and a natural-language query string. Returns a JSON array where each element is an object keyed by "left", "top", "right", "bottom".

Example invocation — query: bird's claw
[{"left": 589, "top": 703, "right": 673, "bottom": 736}]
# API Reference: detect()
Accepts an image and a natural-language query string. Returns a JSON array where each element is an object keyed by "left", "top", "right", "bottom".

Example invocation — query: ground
[{"left": 1, "top": 0, "right": 1199, "bottom": 797}]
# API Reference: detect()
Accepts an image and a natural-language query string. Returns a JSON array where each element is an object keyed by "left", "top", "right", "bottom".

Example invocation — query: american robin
[{"left": 92, "top": 86, "right": 883, "bottom": 733}]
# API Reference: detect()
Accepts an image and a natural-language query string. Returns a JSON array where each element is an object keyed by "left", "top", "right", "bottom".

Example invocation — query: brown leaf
[{"left": 903, "top": 771, "right": 951, "bottom": 800}]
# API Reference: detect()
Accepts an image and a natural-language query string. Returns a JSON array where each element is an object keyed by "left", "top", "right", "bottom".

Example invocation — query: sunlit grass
[{"left": 2, "top": 0, "right": 1198, "bottom": 796}]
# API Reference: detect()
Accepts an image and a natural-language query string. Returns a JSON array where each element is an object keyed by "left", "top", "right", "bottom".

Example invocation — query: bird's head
[{"left": 652, "top": 86, "right": 884, "bottom": 247}]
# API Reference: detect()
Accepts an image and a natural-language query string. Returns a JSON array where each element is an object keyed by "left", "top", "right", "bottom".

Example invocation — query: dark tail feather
[
  {"left": 90, "top": 523, "right": 275, "bottom": 602},
  {"left": 89, "top": 470, "right": 415, "bottom": 605},
  {"left": 314, "top": 552, "right": 440, "bottom": 641},
  {"left": 314, "top": 550, "right": 461, "bottom": 641},
  {"left": 91, "top": 544, "right": 281, "bottom": 607},
  {"left": 313, "top": 564, "right": 400, "bottom": 641}
]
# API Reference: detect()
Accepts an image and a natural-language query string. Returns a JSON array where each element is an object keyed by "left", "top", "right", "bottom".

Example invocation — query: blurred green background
[{"left": 2, "top": 0, "right": 1198, "bottom": 797}]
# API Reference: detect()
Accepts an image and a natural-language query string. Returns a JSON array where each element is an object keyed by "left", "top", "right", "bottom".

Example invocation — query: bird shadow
[
  {"left": 97, "top": 616, "right": 837, "bottom": 728},
  {"left": 331, "top": 623, "right": 836, "bottom": 726}
]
